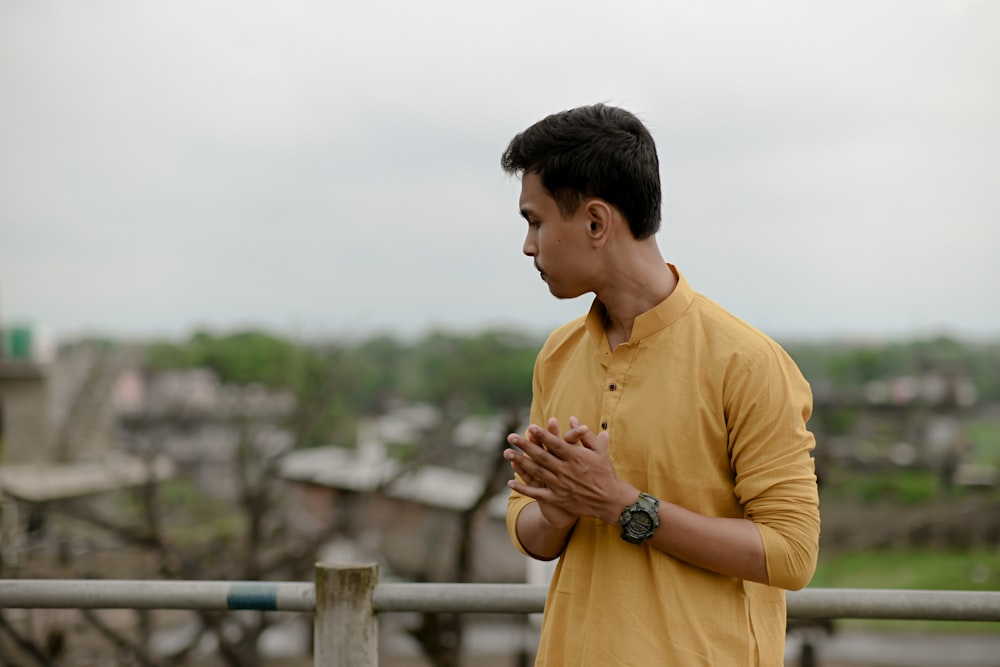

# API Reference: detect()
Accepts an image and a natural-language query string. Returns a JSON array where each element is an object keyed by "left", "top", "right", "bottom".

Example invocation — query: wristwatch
[{"left": 619, "top": 492, "right": 660, "bottom": 544}]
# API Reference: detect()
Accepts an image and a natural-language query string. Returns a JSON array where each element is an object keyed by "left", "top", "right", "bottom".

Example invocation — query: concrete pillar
[
  {"left": 0, "top": 365, "right": 52, "bottom": 464},
  {"left": 314, "top": 562, "right": 378, "bottom": 666}
]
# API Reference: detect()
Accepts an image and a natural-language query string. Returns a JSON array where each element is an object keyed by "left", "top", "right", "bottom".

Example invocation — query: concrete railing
[{"left": 2, "top": 563, "right": 1000, "bottom": 665}]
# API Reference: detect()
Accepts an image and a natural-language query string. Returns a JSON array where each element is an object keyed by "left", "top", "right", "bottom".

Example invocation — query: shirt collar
[{"left": 585, "top": 264, "right": 694, "bottom": 348}]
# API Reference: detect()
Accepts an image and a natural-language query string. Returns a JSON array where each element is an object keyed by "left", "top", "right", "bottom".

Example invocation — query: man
[{"left": 501, "top": 104, "right": 820, "bottom": 666}]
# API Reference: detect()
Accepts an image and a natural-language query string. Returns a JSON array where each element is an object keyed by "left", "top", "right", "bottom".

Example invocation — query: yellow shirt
[{"left": 507, "top": 267, "right": 820, "bottom": 666}]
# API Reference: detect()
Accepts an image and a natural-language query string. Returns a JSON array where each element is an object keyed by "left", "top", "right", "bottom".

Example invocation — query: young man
[{"left": 501, "top": 104, "right": 821, "bottom": 666}]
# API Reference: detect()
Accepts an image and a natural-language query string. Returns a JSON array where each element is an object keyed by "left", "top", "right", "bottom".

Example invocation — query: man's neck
[{"left": 598, "top": 251, "right": 677, "bottom": 349}]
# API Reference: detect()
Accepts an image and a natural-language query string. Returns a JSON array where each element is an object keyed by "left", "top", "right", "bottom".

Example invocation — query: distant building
[
  {"left": 282, "top": 445, "right": 519, "bottom": 582},
  {"left": 0, "top": 337, "right": 172, "bottom": 566},
  {"left": 116, "top": 368, "right": 296, "bottom": 499},
  {"left": 280, "top": 402, "right": 523, "bottom": 584}
]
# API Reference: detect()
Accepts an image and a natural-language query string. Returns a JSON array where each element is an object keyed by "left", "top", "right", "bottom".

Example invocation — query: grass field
[{"left": 811, "top": 547, "right": 1000, "bottom": 633}]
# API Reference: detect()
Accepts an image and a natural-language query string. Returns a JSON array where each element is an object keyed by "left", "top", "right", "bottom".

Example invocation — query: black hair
[{"left": 500, "top": 104, "right": 661, "bottom": 240}]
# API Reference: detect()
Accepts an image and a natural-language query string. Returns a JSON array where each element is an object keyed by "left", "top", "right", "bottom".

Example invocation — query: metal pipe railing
[
  {"left": 2, "top": 564, "right": 999, "bottom": 666},
  {"left": 3, "top": 576, "right": 999, "bottom": 621},
  {"left": 0, "top": 578, "right": 315, "bottom": 611}
]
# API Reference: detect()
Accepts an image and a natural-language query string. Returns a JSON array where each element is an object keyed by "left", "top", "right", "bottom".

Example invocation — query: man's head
[{"left": 500, "top": 104, "right": 662, "bottom": 240}]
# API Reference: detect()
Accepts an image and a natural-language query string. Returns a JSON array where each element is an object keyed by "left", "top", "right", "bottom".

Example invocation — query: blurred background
[{"left": 1, "top": 1, "right": 998, "bottom": 665}]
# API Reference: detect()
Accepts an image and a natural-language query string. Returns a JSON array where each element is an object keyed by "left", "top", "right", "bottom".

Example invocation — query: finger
[
  {"left": 510, "top": 467, "right": 542, "bottom": 488},
  {"left": 528, "top": 426, "right": 564, "bottom": 459},
  {"left": 529, "top": 424, "right": 579, "bottom": 457},
  {"left": 517, "top": 429, "right": 555, "bottom": 461},
  {"left": 525, "top": 423, "right": 560, "bottom": 452},
  {"left": 507, "top": 477, "right": 555, "bottom": 502},
  {"left": 509, "top": 450, "right": 553, "bottom": 484},
  {"left": 506, "top": 442, "right": 558, "bottom": 481},
  {"left": 509, "top": 432, "right": 556, "bottom": 462},
  {"left": 554, "top": 416, "right": 590, "bottom": 444},
  {"left": 507, "top": 433, "right": 533, "bottom": 453},
  {"left": 564, "top": 422, "right": 590, "bottom": 445},
  {"left": 578, "top": 426, "right": 610, "bottom": 453}
]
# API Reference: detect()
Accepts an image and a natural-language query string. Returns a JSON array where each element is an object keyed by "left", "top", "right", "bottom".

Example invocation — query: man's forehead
[{"left": 518, "top": 171, "right": 548, "bottom": 210}]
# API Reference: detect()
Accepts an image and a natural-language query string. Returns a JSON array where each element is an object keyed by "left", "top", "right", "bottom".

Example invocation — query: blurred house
[
  {"left": 280, "top": 405, "right": 523, "bottom": 584},
  {"left": 115, "top": 367, "right": 296, "bottom": 499},
  {"left": 813, "top": 371, "right": 994, "bottom": 486},
  {"left": 0, "top": 329, "right": 172, "bottom": 566}
]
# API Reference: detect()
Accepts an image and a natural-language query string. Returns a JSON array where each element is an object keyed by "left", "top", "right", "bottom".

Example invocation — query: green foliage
[
  {"left": 399, "top": 330, "right": 538, "bottom": 412},
  {"left": 142, "top": 330, "right": 997, "bottom": 454},
  {"left": 812, "top": 547, "right": 1000, "bottom": 633},
  {"left": 816, "top": 407, "right": 858, "bottom": 436},
  {"left": 784, "top": 336, "right": 1000, "bottom": 401},
  {"left": 146, "top": 330, "right": 302, "bottom": 388},
  {"left": 824, "top": 469, "right": 944, "bottom": 504},
  {"left": 351, "top": 335, "right": 409, "bottom": 410},
  {"left": 145, "top": 332, "right": 369, "bottom": 446},
  {"left": 824, "top": 347, "right": 885, "bottom": 385},
  {"left": 968, "top": 421, "right": 1000, "bottom": 465},
  {"left": 813, "top": 547, "right": 1000, "bottom": 591},
  {"left": 142, "top": 327, "right": 542, "bottom": 447},
  {"left": 385, "top": 440, "right": 418, "bottom": 464},
  {"left": 131, "top": 479, "right": 245, "bottom": 546}
]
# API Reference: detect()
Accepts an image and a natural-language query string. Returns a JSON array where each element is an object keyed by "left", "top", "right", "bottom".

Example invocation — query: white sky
[{"left": 1, "top": 1, "right": 998, "bottom": 343}]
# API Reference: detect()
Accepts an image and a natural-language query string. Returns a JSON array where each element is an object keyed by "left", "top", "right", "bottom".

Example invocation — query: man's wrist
[{"left": 603, "top": 484, "right": 641, "bottom": 525}]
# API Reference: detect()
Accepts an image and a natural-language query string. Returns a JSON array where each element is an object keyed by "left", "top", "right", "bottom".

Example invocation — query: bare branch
[
  {"left": 0, "top": 611, "right": 51, "bottom": 667},
  {"left": 80, "top": 609, "right": 160, "bottom": 667}
]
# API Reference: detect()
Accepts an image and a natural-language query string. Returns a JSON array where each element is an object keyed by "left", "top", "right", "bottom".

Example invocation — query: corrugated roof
[{"left": 280, "top": 446, "right": 502, "bottom": 513}]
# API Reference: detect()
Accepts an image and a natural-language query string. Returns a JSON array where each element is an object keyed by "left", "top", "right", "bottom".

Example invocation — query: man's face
[{"left": 518, "top": 171, "right": 593, "bottom": 299}]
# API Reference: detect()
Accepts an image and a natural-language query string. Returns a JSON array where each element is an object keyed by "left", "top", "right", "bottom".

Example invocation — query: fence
[{"left": 2, "top": 563, "right": 1000, "bottom": 665}]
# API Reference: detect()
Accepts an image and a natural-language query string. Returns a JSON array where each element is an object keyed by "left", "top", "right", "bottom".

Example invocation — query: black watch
[{"left": 619, "top": 492, "right": 660, "bottom": 544}]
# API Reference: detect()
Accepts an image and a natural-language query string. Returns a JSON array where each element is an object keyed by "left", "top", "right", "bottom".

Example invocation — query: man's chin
[{"left": 548, "top": 285, "right": 586, "bottom": 300}]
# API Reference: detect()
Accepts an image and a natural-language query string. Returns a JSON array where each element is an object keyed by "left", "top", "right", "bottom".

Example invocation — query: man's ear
[{"left": 585, "top": 200, "right": 614, "bottom": 245}]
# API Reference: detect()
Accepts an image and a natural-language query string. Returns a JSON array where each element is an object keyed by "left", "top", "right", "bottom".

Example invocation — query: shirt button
[
  {"left": 609, "top": 383, "right": 617, "bottom": 391},
  {"left": 601, "top": 421, "right": 608, "bottom": 430}
]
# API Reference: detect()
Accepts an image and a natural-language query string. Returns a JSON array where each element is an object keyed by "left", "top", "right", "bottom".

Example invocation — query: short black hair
[{"left": 500, "top": 104, "right": 661, "bottom": 240}]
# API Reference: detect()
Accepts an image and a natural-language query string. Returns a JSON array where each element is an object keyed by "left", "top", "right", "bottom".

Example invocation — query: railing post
[{"left": 314, "top": 562, "right": 378, "bottom": 667}]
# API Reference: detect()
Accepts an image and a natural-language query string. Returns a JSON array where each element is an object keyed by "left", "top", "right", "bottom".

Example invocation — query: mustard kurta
[{"left": 507, "top": 267, "right": 820, "bottom": 666}]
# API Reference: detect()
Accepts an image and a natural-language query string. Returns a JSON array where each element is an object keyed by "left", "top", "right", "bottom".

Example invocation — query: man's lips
[{"left": 534, "top": 262, "right": 546, "bottom": 280}]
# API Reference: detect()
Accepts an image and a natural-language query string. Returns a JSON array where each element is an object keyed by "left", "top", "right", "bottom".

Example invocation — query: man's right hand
[{"left": 504, "top": 417, "right": 584, "bottom": 557}]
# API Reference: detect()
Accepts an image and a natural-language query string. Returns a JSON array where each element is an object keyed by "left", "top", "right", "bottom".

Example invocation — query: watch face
[
  {"left": 629, "top": 513, "right": 653, "bottom": 534},
  {"left": 620, "top": 493, "right": 659, "bottom": 544}
]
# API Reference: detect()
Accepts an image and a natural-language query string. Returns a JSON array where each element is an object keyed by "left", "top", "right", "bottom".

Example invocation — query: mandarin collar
[{"left": 585, "top": 264, "right": 693, "bottom": 350}]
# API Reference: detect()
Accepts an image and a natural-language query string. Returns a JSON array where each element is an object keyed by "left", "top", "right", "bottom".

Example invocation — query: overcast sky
[{"left": 2, "top": 1, "right": 998, "bottom": 344}]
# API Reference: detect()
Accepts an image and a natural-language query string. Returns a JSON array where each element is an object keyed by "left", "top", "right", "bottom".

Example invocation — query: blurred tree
[
  {"left": 785, "top": 337, "right": 1000, "bottom": 401},
  {"left": 147, "top": 330, "right": 301, "bottom": 388},
  {"left": 401, "top": 330, "right": 538, "bottom": 413}
]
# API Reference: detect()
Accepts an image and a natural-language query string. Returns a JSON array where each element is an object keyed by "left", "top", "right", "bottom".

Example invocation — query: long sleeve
[{"left": 727, "top": 344, "right": 821, "bottom": 590}]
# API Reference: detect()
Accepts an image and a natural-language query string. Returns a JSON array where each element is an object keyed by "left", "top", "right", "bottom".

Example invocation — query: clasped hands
[{"left": 504, "top": 416, "right": 638, "bottom": 527}]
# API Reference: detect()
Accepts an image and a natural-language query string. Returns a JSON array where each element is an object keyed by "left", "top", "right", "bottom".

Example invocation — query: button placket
[{"left": 601, "top": 348, "right": 632, "bottom": 435}]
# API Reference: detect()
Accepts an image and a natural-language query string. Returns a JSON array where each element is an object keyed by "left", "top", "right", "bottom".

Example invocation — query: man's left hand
[{"left": 505, "top": 416, "right": 638, "bottom": 525}]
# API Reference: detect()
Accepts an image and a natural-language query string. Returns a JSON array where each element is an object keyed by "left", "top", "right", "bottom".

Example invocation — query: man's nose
[{"left": 522, "top": 230, "right": 537, "bottom": 257}]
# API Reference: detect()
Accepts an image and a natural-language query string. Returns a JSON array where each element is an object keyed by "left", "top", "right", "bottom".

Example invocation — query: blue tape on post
[{"left": 227, "top": 583, "right": 279, "bottom": 611}]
